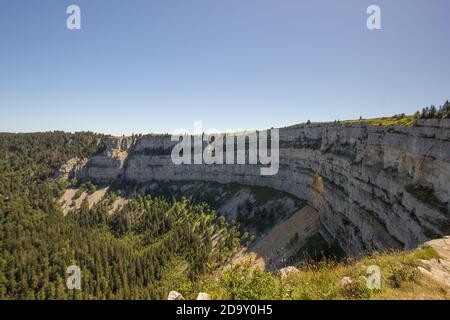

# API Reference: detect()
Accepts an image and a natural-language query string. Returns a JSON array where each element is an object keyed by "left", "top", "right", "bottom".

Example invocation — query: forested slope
[{"left": 0, "top": 132, "right": 240, "bottom": 299}]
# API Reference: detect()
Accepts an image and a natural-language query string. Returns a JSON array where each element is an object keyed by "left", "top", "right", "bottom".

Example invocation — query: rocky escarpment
[
  {"left": 76, "top": 137, "right": 134, "bottom": 182},
  {"left": 75, "top": 119, "right": 450, "bottom": 257}
]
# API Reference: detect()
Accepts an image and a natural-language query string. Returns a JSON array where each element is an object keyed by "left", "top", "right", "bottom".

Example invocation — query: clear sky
[{"left": 0, "top": 0, "right": 449, "bottom": 135}]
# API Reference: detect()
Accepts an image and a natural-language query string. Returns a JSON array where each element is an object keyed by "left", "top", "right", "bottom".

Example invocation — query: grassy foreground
[{"left": 181, "top": 245, "right": 449, "bottom": 300}]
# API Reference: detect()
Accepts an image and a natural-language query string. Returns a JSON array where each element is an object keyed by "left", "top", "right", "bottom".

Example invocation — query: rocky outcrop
[
  {"left": 76, "top": 137, "right": 134, "bottom": 183},
  {"left": 167, "top": 291, "right": 184, "bottom": 300},
  {"left": 418, "top": 236, "right": 450, "bottom": 288},
  {"left": 52, "top": 157, "right": 87, "bottom": 180},
  {"left": 74, "top": 119, "right": 450, "bottom": 257},
  {"left": 279, "top": 266, "right": 300, "bottom": 278}
]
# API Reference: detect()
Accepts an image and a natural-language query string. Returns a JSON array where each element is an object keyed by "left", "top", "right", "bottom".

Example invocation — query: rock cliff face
[
  {"left": 75, "top": 119, "right": 450, "bottom": 257},
  {"left": 76, "top": 137, "right": 134, "bottom": 183}
]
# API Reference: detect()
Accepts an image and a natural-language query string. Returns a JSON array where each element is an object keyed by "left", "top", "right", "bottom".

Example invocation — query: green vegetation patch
[
  {"left": 342, "top": 114, "right": 417, "bottom": 127},
  {"left": 186, "top": 245, "right": 448, "bottom": 300},
  {"left": 0, "top": 132, "right": 241, "bottom": 300}
]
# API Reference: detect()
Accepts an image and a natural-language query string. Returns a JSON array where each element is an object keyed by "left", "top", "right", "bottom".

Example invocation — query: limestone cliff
[
  {"left": 75, "top": 119, "right": 450, "bottom": 257},
  {"left": 76, "top": 136, "right": 134, "bottom": 183}
]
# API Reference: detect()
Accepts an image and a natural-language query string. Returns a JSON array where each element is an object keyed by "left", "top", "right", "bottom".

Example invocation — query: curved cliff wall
[{"left": 76, "top": 119, "right": 450, "bottom": 256}]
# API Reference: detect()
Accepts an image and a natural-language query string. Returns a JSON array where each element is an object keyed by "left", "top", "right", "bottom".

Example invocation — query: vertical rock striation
[{"left": 75, "top": 119, "right": 450, "bottom": 257}]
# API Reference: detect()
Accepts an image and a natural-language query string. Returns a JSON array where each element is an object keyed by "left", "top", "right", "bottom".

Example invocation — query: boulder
[
  {"left": 279, "top": 266, "right": 299, "bottom": 278},
  {"left": 339, "top": 277, "right": 353, "bottom": 287},
  {"left": 167, "top": 291, "right": 184, "bottom": 300},
  {"left": 196, "top": 292, "right": 211, "bottom": 300}
]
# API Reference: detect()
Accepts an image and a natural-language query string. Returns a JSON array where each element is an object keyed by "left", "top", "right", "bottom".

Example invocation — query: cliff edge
[{"left": 74, "top": 119, "right": 450, "bottom": 257}]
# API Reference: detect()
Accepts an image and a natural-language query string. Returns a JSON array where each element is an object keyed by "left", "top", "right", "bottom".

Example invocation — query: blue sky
[{"left": 0, "top": 0, "right": 449, "bottom": 135}]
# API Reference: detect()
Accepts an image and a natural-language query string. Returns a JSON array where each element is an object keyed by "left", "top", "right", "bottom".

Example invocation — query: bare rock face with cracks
[{"left": 73, "top": 119, "right": 450, "bottom": 257}]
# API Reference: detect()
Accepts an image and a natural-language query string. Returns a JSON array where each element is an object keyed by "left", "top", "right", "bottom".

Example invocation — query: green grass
[
  {"left": 185, "top": 245, "right": 448, "bottom": 300},
  {"left": 289, "top": 114, "right": 419, "bottom": 129},
  {"left": 413, "top": 245, "right": 440, "bottom": 260},
  {"left": 341, "top": 115, "right": 417, "bottom": 127}
]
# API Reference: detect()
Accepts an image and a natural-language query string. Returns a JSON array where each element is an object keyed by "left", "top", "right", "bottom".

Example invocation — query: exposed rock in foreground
[{"left": 418, "top": 236, "right": 450, "bottom": 288}]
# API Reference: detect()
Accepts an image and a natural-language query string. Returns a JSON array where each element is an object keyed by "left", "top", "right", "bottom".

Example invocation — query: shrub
[
  {"left": 339, "top": 280, "right": 372, "bottom": 300},
  {"left": 388, "top": 265, "right": 421, "bottom": 289},
  {"left": 83, "top": 181, "right": 97, "bottom": 195},
  {"left": 216, "top": 262, "right": 283, "bottom": 299},
  {"left": 108, "top": 191, "right": 118, "bottom": 202},
  {"left": 73, "top": 188, "right": 84, "bottom": 200}
]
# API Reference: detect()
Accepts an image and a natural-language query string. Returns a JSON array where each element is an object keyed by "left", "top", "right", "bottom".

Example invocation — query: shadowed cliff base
[
  {"left": 69, "top": 118, "right": 450, "bottom": 260},
  {"left": 233, "top": 205, "right": 345, "bottom": 271}
]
